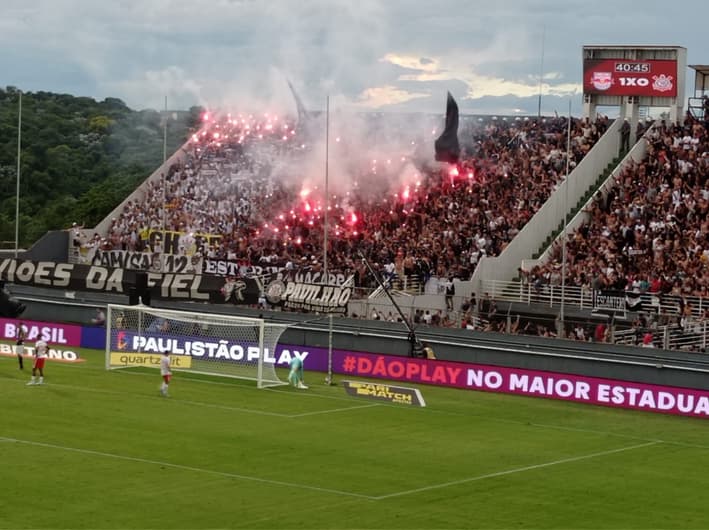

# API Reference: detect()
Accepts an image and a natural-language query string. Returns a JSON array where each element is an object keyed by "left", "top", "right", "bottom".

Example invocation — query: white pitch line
[
  {"left": 526, "top": 421, "right": 665, "bottom": 443},
  {"left": 40, "top": 382, "right": 375, "bottom": 419},
  {"left": 17, "top": 363, "right": 709, "bottom": 450},
  {"left": 290, "top": 403, "right": 381, "bottom": 417},
  {"left": 657, "top": 439, "right": 709, "bottom": 451},
  {"left": 176, "top": 399, "right": 291, "bottom": 417},
  {"left": 43, "top": 382, "right": 291, "bottom": 418},
  {"left": 111, "top": 368, "right": 361, "bottom": 402},
  {"left": 374, "top": 441, "right": 661, "bottom": 500},
  {"left": 0, "top": 435, "right": 375, "bottom": 500}
]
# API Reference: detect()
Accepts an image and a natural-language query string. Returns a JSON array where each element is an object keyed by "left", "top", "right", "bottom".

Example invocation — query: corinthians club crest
[
  {"left": 652, "top": 74, "right": 674, "bottom": 92},
  {"left": 265, "top": 279, "right": 286, "bottom": 305}
]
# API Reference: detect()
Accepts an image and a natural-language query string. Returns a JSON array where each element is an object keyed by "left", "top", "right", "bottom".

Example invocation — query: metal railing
[
  {"left": 480, "top": 279, "right": 709, "bottom": 351},
  {"left": 482, "top": 279, "right": 709, "bottom": 316},
  {"left": 687, "top": 97, "right": 707, "bottom": 120},
  {"left": 614, "top": 322, "right": 708, "bottom": 352}
]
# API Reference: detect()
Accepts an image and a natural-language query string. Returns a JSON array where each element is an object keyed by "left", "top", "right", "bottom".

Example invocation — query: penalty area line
[
  {"left": 289, "top": 403, "right": 381, "bottom": 417},
  {"left": 111, "top": 368, "right": 361, "bottom": 403},
  {"left": 42, "top": 382, "right": 374, "bottom": 419},
  {"left": 0, "top": 435, "right": 376, "bottom": 500},
  {"left": 374, "top": 441, "right": 661, "bottom": 500},
  {"left": 41, "top": 382, "right": 293, "bottom": 418}
]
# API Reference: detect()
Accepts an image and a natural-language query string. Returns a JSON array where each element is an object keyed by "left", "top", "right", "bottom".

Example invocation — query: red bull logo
[{"left": 591, "top": 71, "right": 612, "bottom": 91}]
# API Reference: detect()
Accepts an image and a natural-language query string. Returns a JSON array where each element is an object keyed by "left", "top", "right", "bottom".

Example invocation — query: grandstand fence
[{"left": 481, "top": 279, "right": 709, "bottom": 352}]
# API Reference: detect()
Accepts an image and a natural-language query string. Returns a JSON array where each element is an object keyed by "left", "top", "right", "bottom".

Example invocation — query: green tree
[
  {"left": 0, "top": 87, "right": 192, "bottom": 246},
  {"left": 88, "top": 115, "right": 113, "bottom": 134}
]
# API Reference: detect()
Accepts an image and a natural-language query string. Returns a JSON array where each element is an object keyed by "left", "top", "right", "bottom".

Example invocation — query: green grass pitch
[{"left": 1, "top": 345, "right": 709, "bottom": 529}]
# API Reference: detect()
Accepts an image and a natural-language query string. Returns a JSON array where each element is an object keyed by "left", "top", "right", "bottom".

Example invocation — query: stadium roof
[
  {"left": 689, "top": 65, "right": 709, "bottom": 93},
  {"left": 583, "top": 45, "right": 686, "bottom": 50}
]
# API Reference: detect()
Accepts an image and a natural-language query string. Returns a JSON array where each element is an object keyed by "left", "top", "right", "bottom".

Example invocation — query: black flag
[{"left": 434, "top": 92, "right": 460, "bottom": 163}]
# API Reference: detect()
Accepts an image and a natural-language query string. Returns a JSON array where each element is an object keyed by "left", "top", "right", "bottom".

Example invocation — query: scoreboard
[{"left": 583, "top": 58, "right": 677, "bottom": 96}]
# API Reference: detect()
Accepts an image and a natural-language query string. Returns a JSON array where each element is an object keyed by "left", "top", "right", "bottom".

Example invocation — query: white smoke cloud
[{"left": 239, "top": 104, "right": 442, "bottom": 209}]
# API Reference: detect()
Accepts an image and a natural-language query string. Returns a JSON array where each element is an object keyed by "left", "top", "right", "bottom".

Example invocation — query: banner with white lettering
[
  {"left": 89, "top": 249, "right": 203, "bottom": 274},
  {"left": 203, "top": 260, "right": 351, "bottom": 286},
  {"left": 334, "top": 351, "right": 709, "bottom": 419},
  {"left": 202, "top": 258, "right": 246, "bottom": 277},
  {"left": 593, "top": 289, "right": 646, "bottom": 313},
  {"left": 91, "top": 249, "right": 162, "bottom": 272},
  {"left": 82, "top": 251, "right": 350, "bottom": 285},
  {"left": 0, "top": 259, "right": 259, "bottom": 305},
  {"left": 264, "top": 277, "right": 354, "bottom": 313},
  {"left": 593, "top": 290, "right": 627, "bottom": 313},
  {"left": 111, "top": 331, "right": 310, "bottom": 368},
  {"left": 1, "top": 317, "right": 83, "bottom": 346}
]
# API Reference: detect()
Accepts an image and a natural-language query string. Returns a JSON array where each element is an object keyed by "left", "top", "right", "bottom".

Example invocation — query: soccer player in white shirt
[
  {"left": 27, "top": 339, "right": 48, "bottom": 386},
  {"left": 160, "top": 350, "right": 172, "bottom": 397}
]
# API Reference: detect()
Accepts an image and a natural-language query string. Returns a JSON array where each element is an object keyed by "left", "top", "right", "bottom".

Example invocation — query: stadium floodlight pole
[
  {"left": 163, "top": 95, "right": 168, "bottom": 164},
  {"left": 537, "top": 26, "right": 545, "bottom": 120},
  {"left": 325, "top": 313, "right": 334, "bottom": 385},
  {"left": 321, "top": 96, "right": 336, "bottom": 385},
  {"left": 323, "top": 95, "right": 330, "bottom": 285},
  {"left": 14, "top": 90, "right": 22, "bottom": 258},
  {"left": 560, "top": 98, "right": 572, "bottom": 332},
  {"left": 162, "top": 96, "right": 167, "bottom": 233}
]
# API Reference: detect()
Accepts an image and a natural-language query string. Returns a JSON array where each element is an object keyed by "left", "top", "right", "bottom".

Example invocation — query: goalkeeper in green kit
[{"left": 289, "top": 356, "right": 308, "bottom": 389}]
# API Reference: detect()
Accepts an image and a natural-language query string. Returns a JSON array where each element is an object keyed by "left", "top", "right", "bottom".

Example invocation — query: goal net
[{"left": 105, "top": 304, "right": 289, "bottom": 388}]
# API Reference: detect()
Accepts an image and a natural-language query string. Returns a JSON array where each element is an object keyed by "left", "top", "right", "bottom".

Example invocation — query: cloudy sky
[{"left": 2, "top": 0, "right": 708, "bottom": 116}]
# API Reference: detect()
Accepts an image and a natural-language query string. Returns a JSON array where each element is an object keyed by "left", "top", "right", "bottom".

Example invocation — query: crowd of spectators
[
  {"left": 518, "top": 113, "right": 709, "bottom": 347},
  {"left": 82, "top": 103, "right": 709, "bottom": 349},
  {"left": 528, "top": 116, "right": 709, "bottom": 300},
  {"left": 101, "top": 111, "right": 609, "bottom": 292}
]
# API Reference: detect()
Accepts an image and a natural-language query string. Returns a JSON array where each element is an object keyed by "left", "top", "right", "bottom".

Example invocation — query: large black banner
[
  {"left": 86, "top": 249, "right": 202, "bottom": 274},
  {"left": 82, "top": 250, "right": 355, "bottom": 288},
  {"left": 0, "top": 259, "right": 260, "bottom": 305},
  {"left": 264, "top": 277, "right": 354, "bottom": 314}
]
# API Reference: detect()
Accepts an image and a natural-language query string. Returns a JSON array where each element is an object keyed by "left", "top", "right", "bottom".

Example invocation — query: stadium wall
[
  {"left": 5, "top": 305, "right": 709, "bottom": 419},
  {"left": 13, "top": 295, "right": 709, "bottom": 395},
  {"left": 18, "top": 230, "right": 69, "bottom": 263}
]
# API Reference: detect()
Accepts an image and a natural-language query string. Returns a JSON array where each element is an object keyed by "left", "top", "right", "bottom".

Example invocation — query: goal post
[{"left": 105, "top": 304, "right": 290, "bottom": 388}]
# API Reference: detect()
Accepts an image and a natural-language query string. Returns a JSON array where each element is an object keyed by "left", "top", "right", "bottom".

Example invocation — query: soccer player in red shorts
[
  {"left": 27, "top": 339, "right": 48, "bottom": 386},
  {"left": 160, "top": 349, "right": 172, "bottom": 397}
]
